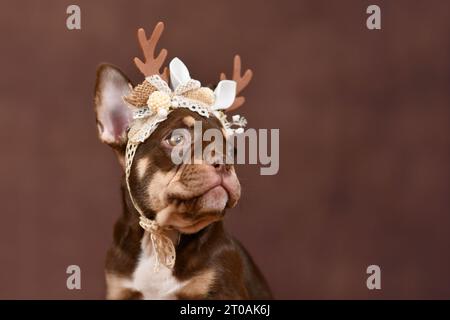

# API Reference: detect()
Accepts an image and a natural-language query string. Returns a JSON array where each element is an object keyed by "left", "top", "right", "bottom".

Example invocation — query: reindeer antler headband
[{"left": 123, "top": 22, "right": 253, "bottom": 271}]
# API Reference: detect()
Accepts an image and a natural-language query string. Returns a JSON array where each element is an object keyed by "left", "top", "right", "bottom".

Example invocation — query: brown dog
[{"left": 93, "top": 24, "right": 271, "bottom": 300}]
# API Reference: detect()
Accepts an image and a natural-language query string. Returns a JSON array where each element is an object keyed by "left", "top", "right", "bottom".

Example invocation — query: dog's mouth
[
  {"left": 168, "top": 182, "right": 231, "bottom": 211},
  {"left": 173, "top": 203, "right": 226, "bottom": 234},
  {"left": 198, "top": 184, "right": 230, "bottom": 210},
  {"left": 159, "top": 185, "right": 228, "bottom": 233},
  {"left": 158, "top": 171, "right": 240, "bottom": 233},
  {"left": 168, "top": 168, "right": 240, "bottom": 204}
]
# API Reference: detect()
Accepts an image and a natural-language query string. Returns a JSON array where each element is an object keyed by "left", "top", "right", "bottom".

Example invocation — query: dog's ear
[{"left": 94, "top": 64, "right": 133, "bottom": 149}]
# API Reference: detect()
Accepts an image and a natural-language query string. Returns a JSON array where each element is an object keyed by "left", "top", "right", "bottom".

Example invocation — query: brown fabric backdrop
[{"left": 0, "top": 0, "right": 449, "bottom": 299}]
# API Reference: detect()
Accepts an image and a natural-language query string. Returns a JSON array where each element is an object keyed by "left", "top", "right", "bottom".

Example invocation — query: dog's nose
[{"left": 212, "top": 162, "right": 231, "bottom": 173}]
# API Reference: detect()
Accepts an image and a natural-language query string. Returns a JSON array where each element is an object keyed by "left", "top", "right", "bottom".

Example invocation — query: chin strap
[
  {"left": 125, "top": 141, "right": 176, "bottom": 272},
  {"left": 138, "top": 215, "right": 176, "bottom": 271}
]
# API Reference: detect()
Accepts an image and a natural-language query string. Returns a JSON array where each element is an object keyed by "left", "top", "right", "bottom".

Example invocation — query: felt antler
[
  {"left": 134, "top": 22, "right": 169, "bottom": 81},
  {"left": 220, "top": 55, "right": 253, "bottom": 112}
]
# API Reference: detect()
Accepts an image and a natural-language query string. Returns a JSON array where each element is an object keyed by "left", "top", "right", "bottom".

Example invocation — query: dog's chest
[{"left": 130, "top": 235, "right": 185, "bottom": 299}]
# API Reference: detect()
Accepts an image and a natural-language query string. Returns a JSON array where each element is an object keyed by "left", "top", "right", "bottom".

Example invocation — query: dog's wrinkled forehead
[{"left": 133, "top": 108, "right": 224, "bottom": 171}]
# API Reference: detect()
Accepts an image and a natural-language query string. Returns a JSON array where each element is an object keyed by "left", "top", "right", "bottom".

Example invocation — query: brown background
[{"left": 0, "top": 0, "right": 449, "bottom": 299}]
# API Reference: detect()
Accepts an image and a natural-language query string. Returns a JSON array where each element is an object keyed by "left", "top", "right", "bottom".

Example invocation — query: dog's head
[
  {"left": 94, "top": 65, "right": 243, "bottom": 233},
  {"left": 94, "top": 23, "right": 252, "bottom": 234}
]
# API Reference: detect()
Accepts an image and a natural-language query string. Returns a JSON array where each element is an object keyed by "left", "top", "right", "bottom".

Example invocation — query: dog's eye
[
  {"left": 164, "top": 128, "right": 191, "bottom": 149},
  {"left": 167, "top": 132, "right": 185, "bottom": 146}
]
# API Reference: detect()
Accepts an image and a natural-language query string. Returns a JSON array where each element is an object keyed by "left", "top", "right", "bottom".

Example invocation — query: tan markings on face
[
  {"left": 159, "top": 164, "right": 216, "bottom": 201},
  {"left": 136, "top": 157, "right": 150, "bottom": 180},
  {"left": 147, "top": 169, "right": 178, "bottom": 211},
  {"left": 155, "top": 205, "right": 176, "bottom": 227},
  {"left": 182, "top": 116, "right": 196, "bottom": 127},
  {"left": 176, "top": 269, "right": 216, "bottom": 299}
]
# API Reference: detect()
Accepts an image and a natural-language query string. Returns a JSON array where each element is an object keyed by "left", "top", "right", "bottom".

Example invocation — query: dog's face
[
  {"left": 128, "top": 108, "right": 241, "bottom": 233},
  {"left": 94, "top": 65, "right": 240, "bottom": 234}
]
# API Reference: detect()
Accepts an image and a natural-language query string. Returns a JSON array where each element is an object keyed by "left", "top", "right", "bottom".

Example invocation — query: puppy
[{"left": 93, "top": 24, "right": 272, "bottom": 300}]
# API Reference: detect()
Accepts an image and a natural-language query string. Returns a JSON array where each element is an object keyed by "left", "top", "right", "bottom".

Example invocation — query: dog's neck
[{"left": 120, "top": 179, "right": 180, "bottom": 244}]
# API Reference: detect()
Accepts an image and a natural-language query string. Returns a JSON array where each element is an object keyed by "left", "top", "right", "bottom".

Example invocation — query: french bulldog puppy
[{"left": 94, "top": 64, "right": 272, "bottom": 299}]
